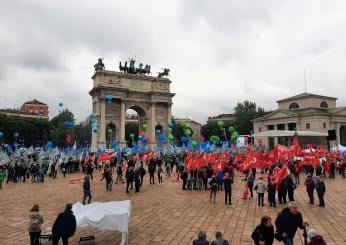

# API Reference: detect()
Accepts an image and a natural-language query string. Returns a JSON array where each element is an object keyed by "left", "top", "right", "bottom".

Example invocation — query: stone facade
[
  {"left": 253, "top": 93, "right": 346, "bottom": 150},
  {"left": 90, "top": 70, "right": 175, "bottom": 150}
]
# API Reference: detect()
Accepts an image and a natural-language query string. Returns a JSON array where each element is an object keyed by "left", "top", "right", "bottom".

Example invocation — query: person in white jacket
[{"left": 255, "top": 177, "right": 267, "bottom": 206}]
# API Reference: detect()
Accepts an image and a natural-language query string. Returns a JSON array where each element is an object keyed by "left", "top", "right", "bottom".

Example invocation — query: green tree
[
  {"left": 201, "top": 121, "right": 234, "bottom": 141},
  {"left": 0, "top": 114, "right": 52, "bottom": 147},
  {"left": 233, "top": 100, "right": 265, "bottom": 135},
  {"left": 74, "top": 120, "right": 92, "bottom": 147},
  {"left": 49, "top": 109, "right": 76, "bottom": 147}
]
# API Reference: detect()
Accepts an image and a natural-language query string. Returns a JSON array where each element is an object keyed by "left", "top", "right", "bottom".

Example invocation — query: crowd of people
[{"left": 1, "top": 147, "right": 345, "bottom": 245}]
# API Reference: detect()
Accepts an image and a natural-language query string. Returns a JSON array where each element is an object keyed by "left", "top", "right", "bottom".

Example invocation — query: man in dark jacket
[
  {"left": 315, "top": 177, "right": 326, "bottom": 207},
  {"left": 52, "top": 203, "right": 77, "bottom": 245},
  {"left": 275, "top": 202, "right": 308, "bottom": 245},
  {"left": 223, "top": 173, "right": 233, "bottom": 205},
  {"left": 181, "top": 170, "right": 188, "bottom": 190},
  {"left": 267, "top": 178, "right": 276, "bottom": 208},
  {"left": 125, "top": 166, "right": 134, "bottom": 193},
  {"left": 305, "top": 175, "right": 315, "bottom": 204},
  {"left": 83, "top": 175, "right": 92, "bottom": 205},
  {"left": 148, "top": 159, "right": 156, "bottom": 185}
]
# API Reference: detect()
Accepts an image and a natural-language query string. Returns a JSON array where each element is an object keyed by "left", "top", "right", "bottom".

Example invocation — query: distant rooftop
[
  {"left": 277, "top": 93, "right": 337, "bottom": 103},
  {"left": 23, "top": 99, "right": 47, "bottom": 106}
]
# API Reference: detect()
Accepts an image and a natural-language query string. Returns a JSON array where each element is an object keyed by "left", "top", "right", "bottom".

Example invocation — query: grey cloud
[{"left": 1, "top": 0, "right": 346, "bottom": 123}]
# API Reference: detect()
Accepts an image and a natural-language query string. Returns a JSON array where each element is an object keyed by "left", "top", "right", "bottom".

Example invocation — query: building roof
[
  {"left": 252, "top": 130, "right": 328, "bottom": 137},
  {"left": 276, "top": 93, "right": 337, "bottom": 103},
  {"left": 0, "top": 109, "right": 48, "bottom": 118},
  {"left": 175, "top": 118, "right": 202, "bottom": 126},
  {"left": 23, "top": 99, "right": 47, "bottom": 106},
  {"left": 252, "top": 107, "right": 346, "bottom": 122},
  {"left": 208, "top": 113, "right": 235, "bottom": 120}
]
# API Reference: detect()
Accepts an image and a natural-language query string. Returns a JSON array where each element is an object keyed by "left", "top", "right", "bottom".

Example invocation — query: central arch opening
[{"left": 125, "top": 105, "right": 148, "bottom": 146}]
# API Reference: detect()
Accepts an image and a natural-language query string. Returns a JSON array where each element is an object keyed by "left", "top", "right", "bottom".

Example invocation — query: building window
[
  {"left": 320, "top": 101, "right": 328, "bottom": 108},
  {"left": 306, "top": 123, "right": 310, "bottom": 129},
  {"left": 323, "top": 123, "right": 326, "bottom": 129},
  {"left": 289, "top": 103, "right": 299, "bottom": 110},
  {"left": 259, "top": 127, "right": 262, "bottom": 132}
]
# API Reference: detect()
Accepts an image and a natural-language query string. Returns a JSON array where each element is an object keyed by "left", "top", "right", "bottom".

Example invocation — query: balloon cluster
[
  {"left": 90, "top": 114, "right": 100, "bottom": 133},
  {"left": 210, "top": 135, "right": 220, "bottom": 144},
  {"left": 228, "top": 126, "right": 238, "bottom": 145},
  {"left": 180, "top": 121, "right": 192, "bottom": 138}
]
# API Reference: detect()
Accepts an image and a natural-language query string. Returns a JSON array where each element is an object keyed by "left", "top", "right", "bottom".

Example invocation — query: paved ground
[{"left": 0, "top": 170, "right": 345, "bottom": 245}]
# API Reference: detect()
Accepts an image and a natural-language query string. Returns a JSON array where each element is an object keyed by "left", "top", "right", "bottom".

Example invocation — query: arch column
[
  {"left": 119, "top": 100, "right": 126, "bottom": 145},
  {"left": 99, "top": 99, "right": 106, "bottom": 148},
  {"left": 149, "top": 103, "right": 156, "bottom": 146}
]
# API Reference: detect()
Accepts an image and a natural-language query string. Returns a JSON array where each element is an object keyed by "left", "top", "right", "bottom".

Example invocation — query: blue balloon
[
  {"left": 159, "top": 135, "right": 166, "bottom": 144},
  {"left": 58, "top": 102, "right": 63, "bottom": 107},
  {"left": 180, "top": 136, "right": 187, "bottom": 142},
  {"left": 112, "top": 140, "right": 118, "bottom": 148},
  {"left": 155, "top": 129, "right": 161, "bottom": 135},
  {"left": 105, "top": 95, "right": 112, "bottom": 104},
  {"left": 0, "top": 131, "right": 3, "bottom": 139},
  {"left": 13, "top": 132, "right": 19, "bottom": 138},
  {"left": 90, "top": 113, "right": 95, "bottom": 118},
  {"left": 96, "top": 124, "right": 100, "bottom": 129},
  {"left": 168, "top": 122, "right": 173, "bottom": 128},
  {"left": 93, "top": 128, "right": 98, "bottom": 133}
]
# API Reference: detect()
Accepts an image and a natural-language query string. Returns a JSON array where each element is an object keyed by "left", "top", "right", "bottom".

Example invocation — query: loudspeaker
[{"left": 328, "top": 129, "right": 336, "bottom": 141}]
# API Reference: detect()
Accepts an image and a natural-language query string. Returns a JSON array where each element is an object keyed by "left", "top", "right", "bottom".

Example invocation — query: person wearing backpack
[
  {"left": 209, "top": 176, "right": 218, "bottom": 203},
  {"left": 28, "top": 204, "right": 44, "bottom": 245},
  {"left": 212, "top": 231, "right": 229, "bottom": 245}
]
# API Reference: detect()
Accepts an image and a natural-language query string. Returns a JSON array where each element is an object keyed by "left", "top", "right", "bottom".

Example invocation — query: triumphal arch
[{"left": 90, "top": 58, "right": 175, "bottom": 150}]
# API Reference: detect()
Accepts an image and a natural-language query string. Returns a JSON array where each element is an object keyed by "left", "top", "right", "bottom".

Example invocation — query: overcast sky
[{"left": 1, "top": 0, "right": 346, "bottom": 124}]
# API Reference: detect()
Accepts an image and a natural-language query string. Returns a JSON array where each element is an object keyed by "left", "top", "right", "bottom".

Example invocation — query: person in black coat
[
  {"left": 139, "top": 164, "right": 146, "bottom": 186},
  {"left": 82, "top": 175, "right": 92, "bottom": 205},
  {"left": 223, "top": 173, "right": 233, "bottom": 205},
  {"left": 52, "top": 203, "right": 77, "bottom": 245},
  {"left": 278, "top": 178, "right": 288, "bottom": 205},
  {"left": 134, "top": 169, "right": 141, "bottom": 193},
  {"left": 251, "top": 216, "right": 274, "bottom": 245},
  {"left": 286, "top": 175, "right": 296, "bottom": 202},
  {"left": 315, "top": 177, "right": 326, "bottom": 207},
  {"left": 275, "top": 202, "right": 308, "bottom": 244},
  {"left": 267, "top": 178, "right": 276, "bottom": 208},
  {"left": 148, "top": 159, "right": 156, "bottom": 184},
  {"left": 125, "top": 166, "right": 134, "bottom": 193},
  {"left": 181, "top": 170, "right": 188, "bottom": 190}
]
